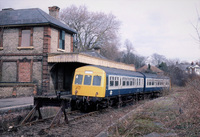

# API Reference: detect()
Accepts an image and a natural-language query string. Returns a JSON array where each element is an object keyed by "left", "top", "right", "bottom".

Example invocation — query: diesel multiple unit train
[{"left": 71, "top": 65, "right": 170, "bottom": 111}]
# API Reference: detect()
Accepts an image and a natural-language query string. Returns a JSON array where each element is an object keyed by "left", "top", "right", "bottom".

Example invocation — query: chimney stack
[
  {"left": 48, "top": 6, "right": 60, "bottom": 19},
  {"left": 94, "top": 46, "right": 101, "bottom": 54}
]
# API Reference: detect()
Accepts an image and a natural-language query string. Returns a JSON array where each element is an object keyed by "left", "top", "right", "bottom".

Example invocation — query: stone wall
[
  {"left": 50, "top": 28, "right": 59, "bottom": 53},
  {"left": 0, "top": 26, "right": 74, "bottom": 97},
  {"left": 65, "top": 33, "right": 72, "bottom": 52},
  {"left": 0, "top": 27, "right": 44, "bottom": 97},
  {"left": 0, "top": 27, "right": 44, "bottom": 54},
  {"left": 2, "top": 62, "right": 17, "bottom": 82},
  {"left": 0, "top": 84, "right": 37, "bottom": 98}
]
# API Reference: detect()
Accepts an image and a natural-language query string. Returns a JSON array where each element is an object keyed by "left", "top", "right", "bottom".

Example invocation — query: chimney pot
[
  {"left": 94, "top": 46, "right": 101, "bottom": 54},
  {"left": 48, "top": 6, "right": 60, "bottom": 19}
]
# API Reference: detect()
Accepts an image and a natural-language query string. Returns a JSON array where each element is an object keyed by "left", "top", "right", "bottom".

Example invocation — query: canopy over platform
[{"left": 48, "top": 53, "right": 136, "bottom": 71}]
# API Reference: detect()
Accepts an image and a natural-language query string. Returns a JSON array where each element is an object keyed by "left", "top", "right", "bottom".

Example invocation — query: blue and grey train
[{"left": 71, "top": 65, "right": 170, "bottom": 111}]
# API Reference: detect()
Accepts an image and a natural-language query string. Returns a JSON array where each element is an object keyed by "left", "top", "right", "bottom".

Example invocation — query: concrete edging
[{"left": 0, "top": 104, "right": 33, "bottom": 115}]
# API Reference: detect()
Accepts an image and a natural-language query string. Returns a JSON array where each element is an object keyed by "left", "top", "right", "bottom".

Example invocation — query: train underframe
[{"left": 71, "top": 91, "right": 162, "bottom": 112}]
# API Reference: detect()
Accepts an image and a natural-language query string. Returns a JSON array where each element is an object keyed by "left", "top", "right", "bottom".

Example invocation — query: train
[{"left": 71, "top": 65, "right": 170, "bottom": 111}]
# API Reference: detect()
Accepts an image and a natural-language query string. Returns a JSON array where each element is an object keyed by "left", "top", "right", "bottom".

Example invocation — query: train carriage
[
  {"left": 71, "top": 65, "right": 170, "bottom": 111},
  {"left": 144, "top": 73, "right": 170, "bottom": 93},
  {"left": 72, "top": 66, "right": 145, "bottom": 98}
]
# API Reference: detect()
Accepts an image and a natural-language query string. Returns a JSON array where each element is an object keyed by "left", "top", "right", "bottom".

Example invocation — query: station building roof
[
  {"left": 48, "top": 52, "right": 136, "bottom": 71},
  {"left": 0, "top": 8, "right": 76, "bottom": 34}
]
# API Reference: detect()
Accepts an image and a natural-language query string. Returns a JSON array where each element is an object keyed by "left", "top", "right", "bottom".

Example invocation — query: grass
[
  {"left": 113, "top": 115, "right": 169, "bottom": 137},
  {"left": 108, "top": 85, "right": 200, "bottom": 136}
]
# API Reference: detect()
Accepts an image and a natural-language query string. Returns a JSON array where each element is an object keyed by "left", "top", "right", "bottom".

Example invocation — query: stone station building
[{"left": 0, "top": 6, "right": 136, "bottom": 98}]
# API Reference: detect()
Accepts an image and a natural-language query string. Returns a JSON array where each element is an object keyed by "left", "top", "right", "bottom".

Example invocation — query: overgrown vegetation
[{"left": 108, "top": 76, "right": 200, "bottom": 136}]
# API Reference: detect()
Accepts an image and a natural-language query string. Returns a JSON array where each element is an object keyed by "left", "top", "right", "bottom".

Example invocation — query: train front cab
[{"left": 71, "top": 66, "right": 107, "bottom": 110}]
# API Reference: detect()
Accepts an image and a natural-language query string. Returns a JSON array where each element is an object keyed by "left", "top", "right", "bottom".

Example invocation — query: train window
[
  {"left": 110, "top": 77, "right": 114, "bottom": 81},
  {"left": 75, "top": 75, "right": 83, "bottom": 85},
  {"left": 152, "top": 80, "right": 154, "bottom": 85},
  {"left": 84, "top": 75, "right": 92, "bottom": 85},
  {"left": 130, "top": 81, "right": 133, "bottom": 86},
  {"left": 110, "top": 81, "right": 114, "bottom": 86},
  {"left": 93, "top": 76, "right": 101, "bottom": 86},
  {"left": 110, "top": 76, "right": 114, "bottom": 86},
  {"left": 115, "top": 81, "right": 118, "bottom": 86},
  {"left": 122, "top": 77, "right": 126, "bottom": 86},
  {"left": 115, "top": 77, "right": 119, "bottom": 86},
  {"left": 127, "top": 81, "right": 129, "bottom": 86},
  {"left": 133, "top": 78, "right": 135, "bottom": 86},
  {"left": 123, "top": 81, "right": 126, "bottom": 86}
]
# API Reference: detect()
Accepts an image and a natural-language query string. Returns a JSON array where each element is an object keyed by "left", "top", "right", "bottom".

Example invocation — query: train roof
[{"left": 90, "top": 65, "right": 144, "bottom": 77}]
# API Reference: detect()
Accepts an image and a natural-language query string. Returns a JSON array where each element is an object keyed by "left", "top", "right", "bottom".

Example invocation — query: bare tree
[
  {"left": 151, "top": 53, "right": 167, "bottom": 66},
  {"left": 117, "top": 39, "right": 145, "bottom": 68},
  {"left": 100, "top": 39, "right": 121, "bottom": 61},
  {"left": 191, "top": 8, "right": 200, "bottom": 46},
  {"left": 60, "top": 5, "right": 121, "bottom": 52}
]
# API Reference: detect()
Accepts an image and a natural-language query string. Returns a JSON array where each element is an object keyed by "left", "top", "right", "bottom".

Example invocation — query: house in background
[
  {"left": 186, "top": 62, "right": 200, "bottom": 75},
  {"left": 137, "top": 64, "right": 164, "bottom": 75},
  {"left": 175, "top": 62, "right": 200, "bottom": 75},
  {"left": 0, "top": 6, "right": 76, "bottom": 97}
]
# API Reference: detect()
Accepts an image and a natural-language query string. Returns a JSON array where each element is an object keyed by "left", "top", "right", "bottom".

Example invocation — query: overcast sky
[{"left": 1, "top": 0, "right": 200, "bottom": 62}]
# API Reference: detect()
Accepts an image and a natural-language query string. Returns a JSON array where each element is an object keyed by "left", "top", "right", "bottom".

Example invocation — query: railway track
[
  {"left": 13, "top": 95, "right": 147, "bottom": 130},
  {"left": 8, "top": 109, "right": 101, "bottom": 132},
  {"left": 6, "top": 93, "right": 156, "bottom": 134},
  {"left": 2, "top": 97, "right": 154, "bottom": 137}
]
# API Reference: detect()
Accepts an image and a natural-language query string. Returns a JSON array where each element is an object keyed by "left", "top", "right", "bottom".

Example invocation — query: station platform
[{"left": 0, "top": 97, "right": 33, "bottom": 114}]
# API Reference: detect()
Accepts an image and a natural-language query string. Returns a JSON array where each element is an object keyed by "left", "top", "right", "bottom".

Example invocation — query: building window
[
  {"left": 18, "top": 28, "right": 33, "bottom": 49},
  {"left": 59, "top": 30, "right": 65, "bottom": 50},
  {"left": 21, "top": 30, "right": 31, "bottom": 47}
]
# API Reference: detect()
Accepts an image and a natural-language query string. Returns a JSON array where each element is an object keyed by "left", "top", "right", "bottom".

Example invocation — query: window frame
[
  {"left": 74, "top": 74, "right": 83, "bottom": 85},
  {"left": 92, "top": 75, "right": 102, "bottom": 86},
  {"left": 59, "top": 30, "right": 65, "bottom": 50},
  {"left": 84, "top": 75, "right": 92, "bottom": 85},
  {"left": 18, "top": 28, "right": 33, "bottom": 49}
]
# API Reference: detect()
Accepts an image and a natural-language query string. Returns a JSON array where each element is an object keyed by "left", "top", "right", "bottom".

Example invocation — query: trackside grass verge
[{"left": 108, "top": 83, "right": 200, "bottom": 136}]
